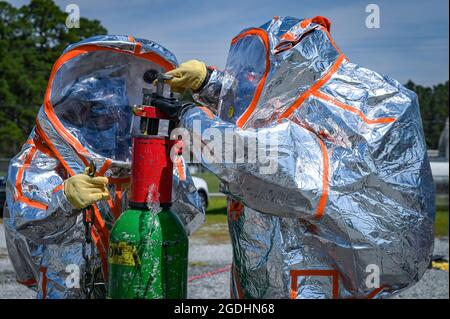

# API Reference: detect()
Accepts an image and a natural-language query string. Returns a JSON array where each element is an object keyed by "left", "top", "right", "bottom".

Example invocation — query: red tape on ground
[{"left": 188, "top": 265, "right": 232, "bottom": 283}]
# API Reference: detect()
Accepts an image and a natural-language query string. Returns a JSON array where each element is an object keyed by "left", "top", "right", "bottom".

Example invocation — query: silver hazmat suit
[
  {"left": 4, "top": 36, "right": 204, "bottom": 299},
  {"left": 180, "top": 16, "right": 435, "bottom": 298}
]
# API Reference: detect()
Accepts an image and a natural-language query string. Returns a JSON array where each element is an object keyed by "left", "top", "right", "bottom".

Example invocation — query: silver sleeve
[
  {"left": 180, "top": 107, "right": 326, "bottom": 219},
  {"left": 171, "top": 156, "right": 205, "bottom": 236},
  {"left": 5, "top": 142, "right": 80, "bottom": 244},
  {"left": 194, "top": 69, "right": 224, "bottom": 113}
]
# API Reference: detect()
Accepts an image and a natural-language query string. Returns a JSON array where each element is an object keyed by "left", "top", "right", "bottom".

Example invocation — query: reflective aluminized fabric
[
  {"left": 4, "top": 36, "right": 204, "bottom": 299},
  {"left": 183, "top": 16, "right": 435, "bottom": 298}
]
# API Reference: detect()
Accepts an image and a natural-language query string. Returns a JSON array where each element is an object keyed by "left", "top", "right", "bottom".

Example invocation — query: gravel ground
[
  {"left": 188, "top": 240, "right": 231, "bottom": 299},
  {"left": 0, "top": 224, "right": 37, "bottom": 299},
  {"left": 0, "top": 223, "right": 448, "bottom": 299}
]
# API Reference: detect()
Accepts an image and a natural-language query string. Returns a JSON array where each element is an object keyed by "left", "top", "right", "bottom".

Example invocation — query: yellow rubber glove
[
  {"left": 64, "top": 173, "right": 110, "bottom": 210},
  {"left": 165, "top": 60, "right": 207, "bottom": 93}
]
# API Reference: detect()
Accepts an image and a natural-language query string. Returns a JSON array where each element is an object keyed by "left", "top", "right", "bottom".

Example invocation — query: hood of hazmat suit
[
  {"left": 4, "top": 35, "right": 204, "bottom": 299},
  {"left": 180, "top": 16, "right": 435, "bottom": 298}
]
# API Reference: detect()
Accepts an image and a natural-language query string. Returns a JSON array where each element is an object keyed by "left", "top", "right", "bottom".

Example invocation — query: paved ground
[
  {"left": 0, "top": 223, "right": 448, "bottom": 299},
  {"left": 395, "top": 237, "right": 449, "bottom": 299}
]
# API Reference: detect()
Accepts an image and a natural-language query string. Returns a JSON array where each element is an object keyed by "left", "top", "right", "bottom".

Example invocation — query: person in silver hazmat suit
[
  {"left": 4, "top": 36, "right": 204, "bottom": 299},
  {"left": 160, "top": 16, "right": 435, "bottom": 299}
]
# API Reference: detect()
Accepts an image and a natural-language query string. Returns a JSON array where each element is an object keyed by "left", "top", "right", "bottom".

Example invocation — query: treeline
[
  {"left": 405, "top": 81, "right": 449, "bottom": 149},
  {"left": 0, "top": 0, "right": 448, "bottom": 158},
  {"left": 0, "top": 0, "right": 106, "bottom": 157}
]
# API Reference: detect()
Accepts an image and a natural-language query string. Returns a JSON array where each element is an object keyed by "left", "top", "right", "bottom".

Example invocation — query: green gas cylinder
[
  {"left": 107, "top": 79, "right": 189, "bottom": 299},
  {"left": 107, "top": 207, "right": 188, "bottom": 299}
]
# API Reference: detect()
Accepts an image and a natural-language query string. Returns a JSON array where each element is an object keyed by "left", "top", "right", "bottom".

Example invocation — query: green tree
[
  {"left": 0, "top": 0, "right": 106, "bottom": 157},
  {"left": 406, "top": 80, "right": 449, "bottom": 149}
]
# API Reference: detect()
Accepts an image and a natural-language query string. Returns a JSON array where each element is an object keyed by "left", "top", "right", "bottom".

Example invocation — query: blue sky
[{"left": 8, "top": 0, "right": 450, "bottom": 86}]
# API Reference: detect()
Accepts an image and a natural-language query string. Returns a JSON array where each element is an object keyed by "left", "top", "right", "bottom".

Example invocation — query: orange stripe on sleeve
[
  {"left": 175, "top": 156, "right": 186, "bottom": 181},
  {"left": 107, "top": 185, "right": 123, "bottom": 220},
  {"left": 198, "top": 106, "right": 215, "bottom": 120},
  {"left": 52, "top": 184, "right": 64, "bottom": 193},
  {"left": 96, "top": 159, "right": 112, "bottom": 177},
  {"left": 36, "top": 120, "right": 75, "bottom": 176},
  {"left": 279, "top": 54, "right": 345, "bottom": 120},
  {"left": 312, "top": 91, "right": 396, "bottom": 125},
  {"left": 114, "top": 185, "right": 122, "bottom": 218},
  {"left": 366, "top": 286, "right": 386, "bottom": 299},
  {"left": 92, "top": 205, "right": 110, "bottom": 252},
  {"left": 315, "top": 138, "right": 329, "bottom": 220},
  {"left": 39, "top": 267, "right": 48, "bottom": 299},
  {"left": 91, "top": 227, "right": 108, "bottom": 281},
  {"left": 14, "top": 146, "right": 49, "bottom": 210},
  {"left": 15, "top": 147, "right": 37, "bottom": 201}
]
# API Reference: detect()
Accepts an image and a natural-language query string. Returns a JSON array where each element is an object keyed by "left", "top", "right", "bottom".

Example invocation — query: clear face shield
[
  {"left": 50, "top": 51, "right": 168, "bottom": 162},
  {"left": 218, "top": 35, "right": 267, "bottom": 123},
  {"left": 54, "top": 76, "right": 132, "bottom": 161}
]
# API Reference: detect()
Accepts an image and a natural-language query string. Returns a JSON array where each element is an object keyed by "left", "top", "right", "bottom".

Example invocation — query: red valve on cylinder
[{"left": 128, "top": 87, "right": 178, "bottom": 209}]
